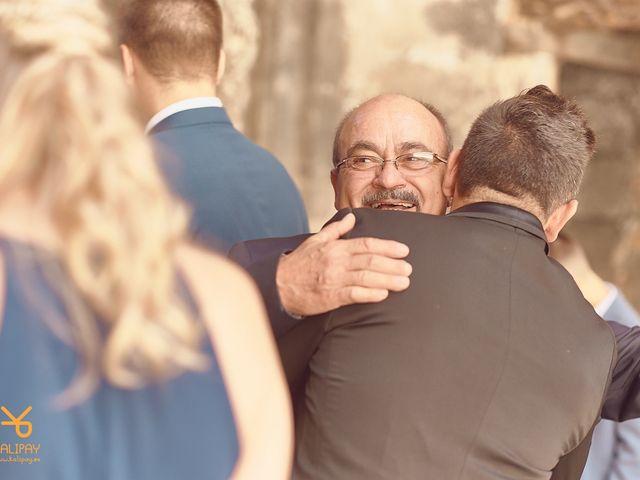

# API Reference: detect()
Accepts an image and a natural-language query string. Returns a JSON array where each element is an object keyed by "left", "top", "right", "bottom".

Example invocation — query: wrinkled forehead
[{"left": 338, "top": 101, "right": 448, "bottom": 159}]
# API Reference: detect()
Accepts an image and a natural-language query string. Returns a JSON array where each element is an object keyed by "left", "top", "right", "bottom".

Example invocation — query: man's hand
[{"left": 276, "top": 213, "right": 412, "bottom": 317}]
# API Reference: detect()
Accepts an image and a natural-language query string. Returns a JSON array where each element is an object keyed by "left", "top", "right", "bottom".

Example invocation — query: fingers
[
  {"left": 312, "top": 213, "right": 356, "bottom": 243},
  {"left": 347, "top": 254, "right": 412, "bottom": 277},
  {"left": 277, "top": 212, "right": 413, "bottom": 315},
  {"left": 340, "top": 287, "right": 389, "bottom": 306},
  {"left": 342, "top": 270, "right": 410, "bottom": 292},
  {"left": 343, "top": 236, "right": 409, "bottom": 258}
]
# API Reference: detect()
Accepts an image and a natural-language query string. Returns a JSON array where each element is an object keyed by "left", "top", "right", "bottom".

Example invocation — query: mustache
[{"left": 362, "top": 189, "right": 422, "bottom": 207}]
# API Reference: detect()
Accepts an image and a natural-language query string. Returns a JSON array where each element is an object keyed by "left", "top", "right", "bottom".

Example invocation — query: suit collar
[
  {"left": 148, "top": 106, "right": 232, "bottom": 135},
  {"left": 327, "top": 202, "right": 549, "bottom": 253},
  {"left": 448, "top": 202, "right": 549, "bottom": 253}
]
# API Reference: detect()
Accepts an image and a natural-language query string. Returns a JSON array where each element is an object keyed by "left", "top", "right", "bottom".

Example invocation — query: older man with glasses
[
  {"left": 231, "top": 89, "right": 640, "bottom": 479},
  {"left": 231, "top": 93, "right": 452, "bottom": 333},
  {"left": 231, "top": 85, "right": 640, "bottom": 479}
]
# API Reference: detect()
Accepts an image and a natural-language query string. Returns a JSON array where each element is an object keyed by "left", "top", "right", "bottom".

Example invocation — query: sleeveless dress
[{"left": 0, "top": 238, "right": 238, "bottom": 479}]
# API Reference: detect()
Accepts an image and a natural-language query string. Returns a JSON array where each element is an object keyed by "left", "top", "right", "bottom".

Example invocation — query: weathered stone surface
[
  {"left": 246, "top": 0, "right": 347, "bottom": 229},
  {"left": 561, "top": 62, "right": 640, "bottom": 305},
  {"left": 521, "top": 0, "right": 640, "bottom": 32},
  {"left": 218, "top": 0, "right": 259, "bottom": 131},
  {"left": 557, "top": 30, "right": 640, "bottom": 75},
  {"left": 302, "top": 0, "right": 556, "bottom": 227},
  {"left": 213, "top": 0, "right": 640, "bottom": 303},
  {"left": 426, "top": 0, "right": 505, "bottom": 53}
]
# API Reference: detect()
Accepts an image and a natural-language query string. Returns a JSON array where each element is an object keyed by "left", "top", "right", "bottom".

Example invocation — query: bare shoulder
[
  {"left": 176, "top": 243, "right": 262, "bottom": 318},
  {"left": 0, "top": 251, "right": 5, "bottom": 333}
]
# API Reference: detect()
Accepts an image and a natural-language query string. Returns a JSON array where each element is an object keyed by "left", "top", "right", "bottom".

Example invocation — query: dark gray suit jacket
[
  {"left": 232, "top": 204, "right": 621, "bottom": 479},
  {"left": 151, "top": 106, "right": 308, "bottom": 252},
  {"left": 289, "top": 205, "right": 615, "bottom": 479}
]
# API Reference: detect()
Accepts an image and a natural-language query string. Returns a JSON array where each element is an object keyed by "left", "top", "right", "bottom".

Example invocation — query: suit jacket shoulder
[
  {"left": 150, "top": 107, "right": 309, "bottom": 251},
  {"left": 229, "top": 235, "right": 310, "bottom": 337}
]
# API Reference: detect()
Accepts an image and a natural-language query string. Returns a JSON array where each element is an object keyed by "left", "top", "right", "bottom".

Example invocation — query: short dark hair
[
  {"left": 332, "top": 97, "right": 453, "bottom": 166},
  {"left": 118, "top": 0, "right": 223, "bottom": 82},
  {"left": 457, "top": 85, "right": 595, "bottom": 215}
]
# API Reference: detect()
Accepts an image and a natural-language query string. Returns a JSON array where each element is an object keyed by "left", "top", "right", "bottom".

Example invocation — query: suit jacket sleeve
[
  {"left": 594, "top": 292, "right": 640, "bottom": 479},
  {"left": 550, "top": 423, "right": 596, "bottom": 480},
  {"left": 602, "top": 321, "right": 640, "bottom": 421},
  {"left": 229, "top": 236, "right": 309, "bottom": 337}
]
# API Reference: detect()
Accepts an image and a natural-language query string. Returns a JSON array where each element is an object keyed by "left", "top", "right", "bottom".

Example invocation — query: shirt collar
[
  {"left": 447, "top": 202, "right": 549, "bottom": 253},
  {"left": 145, "top": 96, "right": 223, "bottom": 134}
]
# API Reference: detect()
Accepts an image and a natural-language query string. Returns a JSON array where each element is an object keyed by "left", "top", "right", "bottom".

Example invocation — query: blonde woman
[{"left": 0, "top": 1, "right": 292, "bottom": 479}]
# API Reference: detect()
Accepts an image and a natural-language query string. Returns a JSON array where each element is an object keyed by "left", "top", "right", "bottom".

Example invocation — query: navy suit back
[{"left": 151, "top": 107, "right": 308, "bottom": 252}]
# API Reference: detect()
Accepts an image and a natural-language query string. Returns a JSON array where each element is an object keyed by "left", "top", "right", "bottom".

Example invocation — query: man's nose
[{"left": 372, "top": 161, "right": 406, "bottom": 190}]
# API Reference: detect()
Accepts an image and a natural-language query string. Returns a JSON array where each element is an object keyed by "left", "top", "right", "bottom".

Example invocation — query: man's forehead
[{"left": 339, "top": 99, "right": 446, "bottom": 154}]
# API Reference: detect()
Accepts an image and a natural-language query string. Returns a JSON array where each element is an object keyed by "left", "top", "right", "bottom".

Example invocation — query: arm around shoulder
[
  {"left": 229, "top": 238, "right": 309, "bottom": 337},
  {"left": 179, "top": 245, "right": 293, "bottom": 479},
  {"left": 602, "top": 321, "right": 640, "bottom": 421}
]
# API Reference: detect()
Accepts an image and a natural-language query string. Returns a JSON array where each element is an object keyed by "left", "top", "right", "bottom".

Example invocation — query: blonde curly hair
[{"left": 0, "top": 0, "right": 208, "bottom": 406}]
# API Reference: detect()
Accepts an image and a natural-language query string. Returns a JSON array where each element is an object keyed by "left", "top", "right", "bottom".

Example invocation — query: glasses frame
[{"left": 335, "top": 151, "right": 448, "bottom": 173}]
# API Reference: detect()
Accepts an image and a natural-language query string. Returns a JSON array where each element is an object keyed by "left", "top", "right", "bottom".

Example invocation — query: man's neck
[
  {"left": 451, "top": 188, "right": 545, "bottom": 224},
  {"left": 143, "top": 80, "right": 218, "bottom": 121}
]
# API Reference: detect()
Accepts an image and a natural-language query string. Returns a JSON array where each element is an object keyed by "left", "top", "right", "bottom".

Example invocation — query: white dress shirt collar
[{"left": 145, "top": 96, "right": 223, "bottom": 134}]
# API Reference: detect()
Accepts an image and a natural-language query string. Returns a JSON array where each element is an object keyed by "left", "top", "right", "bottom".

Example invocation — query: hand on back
[{"left": 276, "top": 213, "right": 412, "bottom": 317}]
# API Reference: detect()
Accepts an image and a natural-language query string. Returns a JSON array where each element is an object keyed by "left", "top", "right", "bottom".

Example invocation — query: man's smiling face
[{"left": 331, "top": 94, "right": 450, "bottom": 214}]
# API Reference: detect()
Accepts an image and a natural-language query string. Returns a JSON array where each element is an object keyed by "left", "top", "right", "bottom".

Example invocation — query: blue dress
[{"left": 0, "top": 239, "right": 238, "bottom": 479}]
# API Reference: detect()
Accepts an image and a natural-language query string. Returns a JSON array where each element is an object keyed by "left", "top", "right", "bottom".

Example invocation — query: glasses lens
[
  {"left": 347, "top": 157, "right": 382, "bottom": 171},
  {"left": 397, "top": 152, "right": 435, "bottom": 171}
]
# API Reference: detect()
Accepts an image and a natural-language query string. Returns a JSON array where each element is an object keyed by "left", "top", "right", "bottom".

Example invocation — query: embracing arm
[
  {"left": 602, "top": 322, "right": 640, "bottom": 421},
  {"left": 231, "top": 213, "right": 412, "bottom": 337},
  {"left": 229, "top": 239, "right": 303, "bottom": 337},
  {"left": 181, "top": 246, "right": 293, "bottom": 479}
]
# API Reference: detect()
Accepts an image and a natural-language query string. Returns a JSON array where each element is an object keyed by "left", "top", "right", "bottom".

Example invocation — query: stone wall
[
  {"left": 561, "top": 60, "right": 640, "bottom": 306},
  {"left": 219, "top": 0, "right": 640, "bottom": 305},
  {"left": 240, "top": 0, "right": 559, "bottom": 230},
  {"left": 99, "top": 0, "right": 640, "bottom": 303},
  {"left": 217, "top": 0, "right": 259, "bottom": 132}
]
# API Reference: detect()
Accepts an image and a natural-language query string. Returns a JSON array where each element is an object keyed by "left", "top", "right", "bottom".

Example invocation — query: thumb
[{"left": 313, "top": 213, "right": 356, "bottom": 243}]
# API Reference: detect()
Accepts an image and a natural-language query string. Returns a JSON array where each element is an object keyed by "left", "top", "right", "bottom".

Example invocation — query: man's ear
[
  {"left": 330, "top": 168, "right": 339, "bottom": 210},
  {"left": 120, "top": 44, "right": 136, "bottom": 85},
  {"left": 442, "top": 148, "right": 461, "bottom": 199},
  {"left": 543, "top": 199, "right": 578, "bottom": 242},
  {"left": 216, "top": 49, "right": 226, "bottom": 86}
]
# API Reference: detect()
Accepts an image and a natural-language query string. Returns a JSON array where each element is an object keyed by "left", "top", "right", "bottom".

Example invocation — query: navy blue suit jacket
[{"left": 150, "top": 106, "right": 309, "bottom": 252}]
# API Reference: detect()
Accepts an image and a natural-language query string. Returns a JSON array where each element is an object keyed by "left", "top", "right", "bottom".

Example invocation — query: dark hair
[
  {"left": 331, "top": 97, "right": 453, "bottom": 166},
  {"left": 118, "top": 0, "right": 223, "bottom": 82},
  {"left": 457, "top": 85, "right": 595, "bottom": 215}
]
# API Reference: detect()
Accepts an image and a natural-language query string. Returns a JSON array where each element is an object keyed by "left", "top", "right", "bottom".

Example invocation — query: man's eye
[
  {"left": 400, "top": 156, "right": 429, "bottom": 168},
  {"left": 353, "top": 157, "right": 374, "bottom": 164},
  {"left": 350, "top": 157, "right": 377, "bottom": 168}
]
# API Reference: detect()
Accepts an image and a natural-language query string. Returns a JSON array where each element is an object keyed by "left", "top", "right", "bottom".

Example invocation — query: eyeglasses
[{"left": 335, "top": 151, "right": 448, "bottom": 174}]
